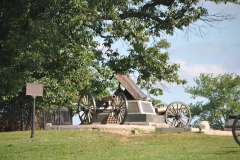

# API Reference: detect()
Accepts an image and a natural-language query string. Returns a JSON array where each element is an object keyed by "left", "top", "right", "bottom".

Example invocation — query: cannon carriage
[
  {"left": 229, "top": 114, "right": 240, "bottom": 145},
  {"left": 78, "top": 92, "right": 128, "bottom": 124},
  {"left": 78, "top": 74, "right": 191, "bottom": 128}
]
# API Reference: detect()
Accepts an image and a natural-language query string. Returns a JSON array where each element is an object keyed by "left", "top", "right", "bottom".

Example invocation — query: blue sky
[
  {"left": 72, "top": 1, "right": 240, "bottom": 125},
  {"left": 160, "top": 1, "right": 240, "bottom": 105}
]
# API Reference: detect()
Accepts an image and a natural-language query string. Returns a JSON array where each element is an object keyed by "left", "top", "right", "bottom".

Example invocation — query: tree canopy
[
  {"left": 0, "top": 0, "right": 237, "bottom": 109},
  {"left": 185, "top": 73, "right": 240, "bottom": 130}
]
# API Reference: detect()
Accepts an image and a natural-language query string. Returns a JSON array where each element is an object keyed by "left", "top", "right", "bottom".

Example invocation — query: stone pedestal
[
  {"left": 199, "top": 121, "right": 210, "bottom": 132},
  {"left": 94, "top": 113, "right": 165, "bottom": 124},
  {"left": 46, "top": 123, "right": 52, "bottom": 130}
]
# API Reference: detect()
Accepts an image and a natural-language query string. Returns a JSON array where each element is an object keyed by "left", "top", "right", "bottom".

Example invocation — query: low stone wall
[{"left": 191, "top": 121, "right": 232, "bottom": 136}]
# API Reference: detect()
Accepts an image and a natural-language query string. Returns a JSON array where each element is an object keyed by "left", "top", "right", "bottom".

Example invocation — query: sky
[
  {"left": 159, "top": 1, "right": 240, "bottom": 105},
  {"left": 72, "top": 1, "right": 240, "bottom": 125}
]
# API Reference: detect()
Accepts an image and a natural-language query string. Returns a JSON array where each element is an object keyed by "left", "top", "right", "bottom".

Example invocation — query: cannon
[
  {"left": 78, "top": 92, "right": 128, "bottom": 124},
  {"left": 229, "top": 114, "right": 240, "bottom": 145},
  {"left": 154, "top": 102, "right": 191, "bottom": 128},
  {"left": 78, "top": 74, "right": 191, "bottom": 127}
]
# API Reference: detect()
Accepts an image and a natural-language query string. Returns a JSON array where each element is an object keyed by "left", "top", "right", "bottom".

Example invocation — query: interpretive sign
[
  {"left": 26, "top": 81, "right": 44, "bottom": 138},
  {"left": 26, "top": 81, "right": 44, "bottom": 98}
]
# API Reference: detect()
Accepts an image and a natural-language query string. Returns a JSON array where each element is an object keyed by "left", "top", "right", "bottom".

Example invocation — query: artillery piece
[
  {"left": 154, "top": 102, "right": 191, "bottom": 128},
  {"left": 78, "top": 74, "right": 191, "bottom": 128},
  {"left": 229, "top": 114, "right": 240, "bottom": 146},
  {"left": 78, "top": 92, "right": 128, "bottom": 124}
]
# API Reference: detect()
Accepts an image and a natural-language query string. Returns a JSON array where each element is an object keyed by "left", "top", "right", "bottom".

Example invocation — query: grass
[{"left": 0, "top": 129, "right": 240, "bottom": 160}]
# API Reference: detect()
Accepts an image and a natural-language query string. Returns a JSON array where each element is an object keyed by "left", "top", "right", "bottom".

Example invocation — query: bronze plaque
[
  {"left": 128, "top": 102, "right": 140, "bottom": 113},
  {"left": 141, "top": 102, "right": 154, "bottom": 113},
  {"left": 26, "top": 81, "right": 44, "bottom": 98}
]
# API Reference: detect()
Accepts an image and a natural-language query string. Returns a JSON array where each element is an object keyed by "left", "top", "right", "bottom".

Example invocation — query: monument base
[{"left": 94, "top": 113, "right": 165, "bottom": 125}]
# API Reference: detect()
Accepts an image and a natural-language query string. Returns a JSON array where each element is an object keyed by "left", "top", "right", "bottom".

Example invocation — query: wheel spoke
[
  {"left": 180, "top": 119, "right": 187, "bottom": 125},
  {"left": 118, "top": 113, "right": 122, "bottom": 122},
  {"left": 116, "top": 97, "right": 119, "bottom": 105},
  {"left": 88, "top": 98, "right": 92, "bottom": 107},
  {"left": 177, "top": 103, "right": 179, "bottom": 113},
  {"left": 181, "top": 116, "right": 189, "bottom": 120},
  {"left": 89, "top": 112, "right": 92, "bottom": 119},
  {"left": 80, "top": 98, "right": 85, "bottom": 105},
  {"left": 120, "top": 109, "right": 125, "bottom": 114},
  {"left": 179, "top": 106, "right": 185, "bottom": 114},
  {"left": 168, "top": 108, "right": 174, "bottom": 114},
  {"left": 80, "top": 112, "right": 85, "bottom": 118},
  {"left": 84, "top": 96, "right": 87, "bottom": 104},
  {"left": 88, "top": 113, "right": 91, "bottom": 122},
  {"left": 171, "top": 119, "right": 176, "bottom": 127},
  {"left": 119, "top": 101, "right": 124, "bottom": 108}
]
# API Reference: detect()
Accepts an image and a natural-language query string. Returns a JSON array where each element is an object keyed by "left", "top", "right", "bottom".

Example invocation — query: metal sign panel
[
  {"left": 26, "top": 81, "right": 44, "bottom": 98},
  {"left": 127, "top": 102, "right": 140, "bottom": 113},
  {"left": 115, "top": 74, "right": 147, "bottom": 100},
  {"left": 141, "top": 102, "right": 154, "bottom": 114}
]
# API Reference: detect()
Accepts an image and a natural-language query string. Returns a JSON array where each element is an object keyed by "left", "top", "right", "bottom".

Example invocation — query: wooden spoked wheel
[
  {"left": 154, "top": 103, "right": 168, "bottom": 114},
  {"left": 78, "top": 92, "right": 96, "bottom": 124},
  {"left": 232, "top": 114, "right": 240, "bottom": 146},
  {"left": 111, "top": 92, "right": 128, "bottom": 125},
  {"left": 165, "top": 101, "right": 191, "bottom": 128}
]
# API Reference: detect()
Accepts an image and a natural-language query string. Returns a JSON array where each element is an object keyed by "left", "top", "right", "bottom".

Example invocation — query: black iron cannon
[{"left": 229, "top": 114, "right": 240, "bottom": 145}]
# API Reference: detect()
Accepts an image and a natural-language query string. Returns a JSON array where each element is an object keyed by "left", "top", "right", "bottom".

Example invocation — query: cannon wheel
[
  {"left": 154, "top": 103, "right": 168, "bottom": 114},
  {"left": 232, "top": 114, "right": 240, "bottom": 146},
  {"left": 78, "top": 92, "right": 96, "bottom": 124},
  {"left": 112, "top": 92, "right": 128, "bottom": 125},
  {"left": 165, "top": 101, "right": 191, "bottom": 128}
]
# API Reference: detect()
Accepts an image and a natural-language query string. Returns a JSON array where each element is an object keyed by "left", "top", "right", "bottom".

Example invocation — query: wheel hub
[{"left": 175, "top": 113, "right": 182, "bottom": 120}]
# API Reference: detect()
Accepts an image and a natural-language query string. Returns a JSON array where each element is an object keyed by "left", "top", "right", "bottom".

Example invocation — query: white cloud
[
  {"left": 176, "top": 60, "right": 229, "bottom": 85},
  {"left": 174, "top": 41, "right": 228, "bottom": 55},
  {"left": 179, "top": 61, "right": 228, "bottom": 77}
]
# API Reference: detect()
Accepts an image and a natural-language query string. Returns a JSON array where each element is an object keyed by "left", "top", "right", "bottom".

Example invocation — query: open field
[{"left": 0, "top": 129, "right": 239, "bottom": 160}]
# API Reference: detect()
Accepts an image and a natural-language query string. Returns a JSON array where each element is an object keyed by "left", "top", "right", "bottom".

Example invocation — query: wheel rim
[
  {"left": 112, "top": 93, "right": 128, "bottom": 124},
  {"left": 78, "top": 92, "right": 96, "bottom": 124},
  {"left": 165, "top": 101, "right": 191, "bottom": 128},
  {"left": 232, "top": 114, "right": 240, "bottom": 146}
]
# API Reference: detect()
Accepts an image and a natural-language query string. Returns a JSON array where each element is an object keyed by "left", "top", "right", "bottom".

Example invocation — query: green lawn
[{"left": 0, "top": 129, "right": 239, "bottom": 160}]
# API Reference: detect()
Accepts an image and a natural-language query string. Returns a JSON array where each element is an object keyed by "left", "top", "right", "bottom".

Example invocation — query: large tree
[
  {"left": 185, "top": 73, "right": 240, "bottom": 130},
  {"left": 0, "top": 0, "right": 114, "bottom": 109},
  {"left": 0, "top": 0, "right": 237, "bottom": 109}
]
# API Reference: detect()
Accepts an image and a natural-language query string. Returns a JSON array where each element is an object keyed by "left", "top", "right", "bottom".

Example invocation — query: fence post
[
  {"left": 30, "top": 97, "right": 36, "bottom": 138},
  {"left": 22, "top": 108, "right": 24, "bottom": 131},
  {"left": 59, "top": 109, "right": 61, "bottom": 125},
  {"left": 69, "top": 107, "right": 71, "bottom": 125},
  {"left": 70, "top": 108, "right": 73, "bottom": 125},
  {"left": 43, "top": 109, "right": 45, "bottom": 130}
]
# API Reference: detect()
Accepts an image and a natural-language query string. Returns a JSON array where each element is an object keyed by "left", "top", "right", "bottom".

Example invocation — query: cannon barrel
[
  {"left": 229, "top": 114, "right": 238, "bottom": 119},
  {"left": 98, "top": 94, "right": 116, "bottom": 103},
  {"left": 155, "top": 106, "right": 186, "bottom": 113}
]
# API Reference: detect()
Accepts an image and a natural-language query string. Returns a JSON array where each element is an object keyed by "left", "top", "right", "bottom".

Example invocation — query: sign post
[{"left": 26, "top": 81, "right": 44, "bottom": 138}]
